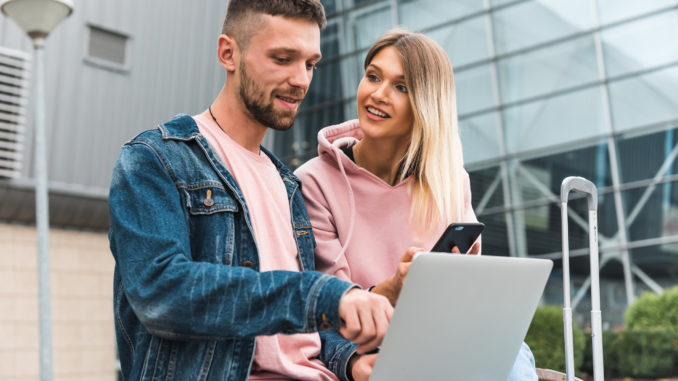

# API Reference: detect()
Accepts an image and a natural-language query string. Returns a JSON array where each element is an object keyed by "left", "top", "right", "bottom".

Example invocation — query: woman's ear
[{"left": 218, "top": 34, "right": 238, "bottom": 72}]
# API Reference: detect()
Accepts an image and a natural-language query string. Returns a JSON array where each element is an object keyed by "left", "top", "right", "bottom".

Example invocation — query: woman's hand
[
  {"left": 349, "top": 353, "right": 378, "bottom": 381},
  {"left": 371, "top": 247, "right": 421, "bottom": 306},
  {"left": 451, "top": 240, "right": 481, "bottom": 255}
]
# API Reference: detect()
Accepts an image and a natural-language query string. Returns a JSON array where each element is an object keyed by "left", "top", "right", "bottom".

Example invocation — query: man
[{"left": 108, "top": 1, "right": 392, "bottom": 380}]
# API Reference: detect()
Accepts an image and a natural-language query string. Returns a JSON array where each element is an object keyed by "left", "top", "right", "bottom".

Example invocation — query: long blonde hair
[{"left": 364, "top": 29, "right": 465, "bottom": 228}]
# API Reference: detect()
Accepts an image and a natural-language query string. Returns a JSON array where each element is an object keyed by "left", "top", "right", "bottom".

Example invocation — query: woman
[{"left": 295, "top": 30, "right": 536, "bottom": 381}]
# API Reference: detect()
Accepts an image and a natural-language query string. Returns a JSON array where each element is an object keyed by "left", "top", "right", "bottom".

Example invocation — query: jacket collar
[
  {"left": 158, "top": 113, "right": 301, "bottom": 185},
  {"left": 159, "top": 114, "right": 201, "bottom": 141}
]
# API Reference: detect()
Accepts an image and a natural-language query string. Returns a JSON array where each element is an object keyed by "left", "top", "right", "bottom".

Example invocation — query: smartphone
[{"left": 430, "top": 222, "right": 484, "bottom": 253}]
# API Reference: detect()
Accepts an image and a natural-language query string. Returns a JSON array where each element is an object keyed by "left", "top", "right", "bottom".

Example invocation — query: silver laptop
[{"left": 370, "top": 253, "right": 553, "bottom": 381}]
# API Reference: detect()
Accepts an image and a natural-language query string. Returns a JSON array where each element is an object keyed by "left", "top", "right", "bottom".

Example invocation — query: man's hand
[
  {"left": 339, "top": 288, "right": 393, "bottom": 353},
  {"left": 371, "top": 247, "right": 421, "bottom": 306},
  {"left": 349, "top": 353, "right": 378, "bottom": 381}
]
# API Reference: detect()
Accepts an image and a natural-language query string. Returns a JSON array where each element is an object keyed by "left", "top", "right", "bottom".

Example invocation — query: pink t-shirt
[{"left": 194, "top": 113, "right": 337, "bottom": 381}]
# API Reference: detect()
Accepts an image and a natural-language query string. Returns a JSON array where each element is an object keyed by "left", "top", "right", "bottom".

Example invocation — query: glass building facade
[{"left": 272, "top": 0, "right": 678, "bottom": 327}]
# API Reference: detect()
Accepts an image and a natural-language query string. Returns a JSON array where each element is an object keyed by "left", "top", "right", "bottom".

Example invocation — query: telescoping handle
[{"left": 560, "top": 177, "right": 604, "bottom": 381}]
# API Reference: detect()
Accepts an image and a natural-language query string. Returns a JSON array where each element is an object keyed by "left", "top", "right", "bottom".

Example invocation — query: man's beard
[{"left": 239, "top": 61, "right": 303, "bottom": 131}]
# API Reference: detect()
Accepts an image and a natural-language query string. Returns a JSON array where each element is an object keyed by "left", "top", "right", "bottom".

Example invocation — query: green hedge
[
  {"left": 525, "top": 306, "right": 585, "bottom": 373},
  {"left": 626, "top": 286, "right": 678, "bottom": 334},
  {"left": 529, "top": 288, "right": 678, "bottom": 378},
  {"left": 602, "top": 328, "right": 678, "bottom": 378}
]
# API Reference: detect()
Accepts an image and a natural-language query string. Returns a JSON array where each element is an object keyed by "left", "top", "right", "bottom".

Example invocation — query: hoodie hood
[{"left": 316, "top": 119, "right": 363, "bottom": 161}]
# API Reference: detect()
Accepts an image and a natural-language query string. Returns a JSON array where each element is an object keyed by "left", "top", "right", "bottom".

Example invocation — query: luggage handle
[{"left": 560, "top": 176, "right": 604, "bottom": 381}]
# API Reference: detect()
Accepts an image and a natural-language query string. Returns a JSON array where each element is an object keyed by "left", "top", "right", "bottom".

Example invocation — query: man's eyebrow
[{"left": 269, "top": 47, "right": 322, "bottom": 61}]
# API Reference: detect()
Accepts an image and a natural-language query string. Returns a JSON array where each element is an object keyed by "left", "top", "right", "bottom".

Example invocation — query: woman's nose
[{"left": 370, "top": 84, "right": 388, "bottom": 103}]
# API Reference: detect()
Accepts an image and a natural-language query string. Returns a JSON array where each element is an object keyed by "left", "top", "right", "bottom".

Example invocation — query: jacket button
[
  {"left": 242, "top": 261, "right": 254, "bottom": 269},
  {"left": 203, "top": 189, "right": 214, "bottom": 207},
  {"left": 319, "top": 313, "right": 332, "bottom": 330}
]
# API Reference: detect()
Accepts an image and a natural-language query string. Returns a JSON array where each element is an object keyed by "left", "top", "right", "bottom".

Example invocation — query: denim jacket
[{"left": 108, "top": 114, "right": 354, "bottom": 381}]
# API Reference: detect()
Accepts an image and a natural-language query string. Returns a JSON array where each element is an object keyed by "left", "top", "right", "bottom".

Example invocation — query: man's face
[{"left": 237, "top": 15, "right": 321, "bottom": 131}]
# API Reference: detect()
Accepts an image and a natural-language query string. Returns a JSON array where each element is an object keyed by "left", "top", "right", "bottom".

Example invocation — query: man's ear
[{"left": 218, "top": 34, "right": 238, "bottom": 72}]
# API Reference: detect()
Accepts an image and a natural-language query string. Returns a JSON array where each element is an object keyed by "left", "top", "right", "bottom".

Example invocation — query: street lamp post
[{"left": 0, "top": 1, "right": 73, "bottom": 380}]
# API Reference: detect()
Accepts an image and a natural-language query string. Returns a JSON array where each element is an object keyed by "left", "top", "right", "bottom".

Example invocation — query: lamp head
[{"left": 1, "top": 0, "right": 73, "bottom": 46}]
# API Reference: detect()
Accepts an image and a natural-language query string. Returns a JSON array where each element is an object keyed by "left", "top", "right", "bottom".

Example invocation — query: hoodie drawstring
[{"left": 328, "top": 145, "right": 357, "bottom": 265}]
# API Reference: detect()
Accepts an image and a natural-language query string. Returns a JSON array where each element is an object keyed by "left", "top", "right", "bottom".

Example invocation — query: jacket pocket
[
  {"left": 185, "top": 184, "right": 238, "bottom": 215},
  {"left": 183, "top": 185, "right": 238, "bottom": 265}
]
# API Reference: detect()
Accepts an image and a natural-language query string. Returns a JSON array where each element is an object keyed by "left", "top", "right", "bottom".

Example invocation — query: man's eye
[
  {"left": 307, "top": 62, "right": 318, "bottom": 70},
  {"left": 274, "top": 57, "right": 290, "bottom": 64}
]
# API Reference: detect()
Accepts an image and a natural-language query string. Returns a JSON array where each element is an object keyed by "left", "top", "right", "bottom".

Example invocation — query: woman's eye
[
  {"left": 367, "top": 74, "right": 380, "bottom": 82},
  {"left": 396, "top": 84, "right": 408, "bottom": 93}
]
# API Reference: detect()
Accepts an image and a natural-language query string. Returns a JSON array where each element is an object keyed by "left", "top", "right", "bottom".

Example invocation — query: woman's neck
[{"left": 353, "top": 137, "right": 410, "bottom": 186}]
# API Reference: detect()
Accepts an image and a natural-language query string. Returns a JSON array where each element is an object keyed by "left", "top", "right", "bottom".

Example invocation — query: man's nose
[{"left": 288, "top": 62, "right": 312, "bottom": 90}]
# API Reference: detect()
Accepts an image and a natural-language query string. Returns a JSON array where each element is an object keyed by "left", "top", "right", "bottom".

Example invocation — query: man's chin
[
  {"left": 268, "top": 120, "right": 295, "bottom": 131},
  {"left": 268, "top": 112, "right": 297, "bottom": 131}
]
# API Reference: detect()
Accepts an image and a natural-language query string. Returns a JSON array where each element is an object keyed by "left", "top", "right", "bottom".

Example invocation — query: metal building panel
[{"left": 0, "top": 0, "right": 230, "bottom": 227}]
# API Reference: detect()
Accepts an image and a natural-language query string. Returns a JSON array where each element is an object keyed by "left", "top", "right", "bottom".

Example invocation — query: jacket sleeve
[
  {"left": 108, "top": 142, "right": 354, "bottom": 341},
  {"left": 319, "top": 329, "right": 358, "bottom": 381},
  {"left": 296, "top": 166, "right": 352, "bottom": 282}
]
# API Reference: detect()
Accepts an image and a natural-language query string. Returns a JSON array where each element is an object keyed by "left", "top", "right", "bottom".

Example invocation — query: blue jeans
[{"left": 507, "top": 342, "right": 538, "bottom": 381}]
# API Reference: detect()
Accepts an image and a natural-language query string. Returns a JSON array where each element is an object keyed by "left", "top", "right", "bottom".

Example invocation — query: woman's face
[{"left": 357, "top": 46, "right": 414, "bottom": 143}]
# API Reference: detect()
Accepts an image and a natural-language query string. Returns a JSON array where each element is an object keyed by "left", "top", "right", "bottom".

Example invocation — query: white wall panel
[{"left": 0, "top": 0, "right": 228, "bottom": 193}]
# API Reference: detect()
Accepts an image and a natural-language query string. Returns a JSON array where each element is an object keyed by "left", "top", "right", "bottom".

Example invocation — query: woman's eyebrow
[{"left": 367, "top": 63, "right": 404, "bottom": 79}]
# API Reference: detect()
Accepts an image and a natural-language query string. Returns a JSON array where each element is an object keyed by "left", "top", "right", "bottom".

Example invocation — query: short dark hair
[{"left": 222, "top": 0, "right": 326, "bottom": 51}]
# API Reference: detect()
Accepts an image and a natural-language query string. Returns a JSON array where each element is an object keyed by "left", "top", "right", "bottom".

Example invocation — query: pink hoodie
[{"left": 295, "top": 120, "right": 479, "bottom": 288}]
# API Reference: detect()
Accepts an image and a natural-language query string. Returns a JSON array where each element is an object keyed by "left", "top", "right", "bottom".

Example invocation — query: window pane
[
  {"left": 398, "top": 0, "right": 483, "bottom": 31},
  {"left": 596, "top": 0, "right": 675, "bottom": 25},
  {"left": 475, "top": 211, "right": 511, "bottom": 256},
  {"left": 602, "top": 10, "right": 678, "bottom": 77},
  {"left": 616, "top": 127, "right": 678, "bottom": 183},
  {"left": 321, "top": 23, "right": 341, "bottom": 60},
  {"left": 428, "top": 16, "right": 489, "bottom": 67},
  {"left": 515, "top": 143, "right": 613, "bottom": 203},
  {"left": 469, "top": 165, "right": 505, "bottom": 211},
  {"left": 623, "top": 181, "right": 678, "bottom": 243},
  {"left": 344, "top": 98, "right": 358, "bottom": 120},
  {"left": 503, "top": 87, "right": 607, "bottom": 155},
  {"left": 343, "top": 55, "right": 366, "bottom": 99},
  {"left": 517, "top": 190, "right": 618, "bottom": 256},
  {"left": 631, "top": 243, "right": 678, "bottom": 284},
  {"left": 490, "top": 0, "right": 517, "bottom": 6},
  {"left": 321, "top": 0, "right": 340, "bottom": 14},
  {"left": 455, "top": 64, "right": 495, "bottom": 115},
  {"left": 459, "top": 112, "right": 501, "bottom": 164},
  {"left": 307, "top": 59, "right": 344, "bottom": 106},
  {"left": 608, "top": 67, "right": 678, "bottom": 132},
  {"left": 519, "top": 203, "right": 563, "bottom": 255},
  {"left": 492, "top": 0, "right": 595, "bottom": 55},
  {"left": 276, "top": 105, "right": 345, "bottom": 167},
  {"left": 498, "top": 36, "right": 599, "bottom": 103},
  {"left": 349, "top": 6, "right": 393, "bottom": 50},
  {"left": 88, "top": 26, "right": 128, "bottom": 65}
]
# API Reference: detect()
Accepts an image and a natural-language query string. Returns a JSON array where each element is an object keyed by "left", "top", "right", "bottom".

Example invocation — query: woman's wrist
[
  {"left": 370, "top": 277, "right": 398, "bottom": 306},
  {"left": 346, "top": 352, "right": 360, "bottom": 381}
]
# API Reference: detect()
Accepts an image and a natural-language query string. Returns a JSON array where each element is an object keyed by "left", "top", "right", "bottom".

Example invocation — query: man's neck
[{"left": 209, "top": 89, "right": 268, "bottom": 154}]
